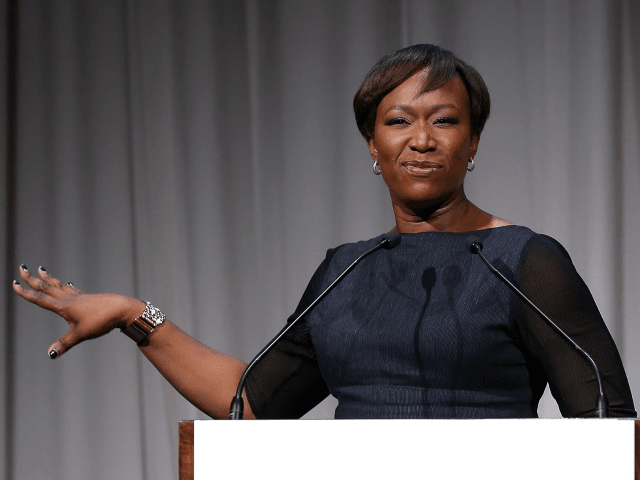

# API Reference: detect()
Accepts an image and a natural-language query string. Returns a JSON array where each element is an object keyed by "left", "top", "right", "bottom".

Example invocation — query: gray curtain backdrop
[{"left": 1, "top": 0, "right": 639, "bottom": 478}]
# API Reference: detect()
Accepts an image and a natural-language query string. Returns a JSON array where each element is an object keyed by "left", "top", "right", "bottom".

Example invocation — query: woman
[{"left": 12, "top": 44, "right": 636, "bottom": 419}]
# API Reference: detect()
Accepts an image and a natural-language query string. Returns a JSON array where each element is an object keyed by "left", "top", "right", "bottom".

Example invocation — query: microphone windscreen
[
  {"left": 381, "top": 232, "right": 402, "bottom": 249},
  {"left": 465, "top": 235, "right": 483, "bottom": 254}
]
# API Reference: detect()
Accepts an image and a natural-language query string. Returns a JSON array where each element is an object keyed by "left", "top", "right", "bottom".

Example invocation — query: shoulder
[
  {"left": 477, "top": 224, "right": 537, "bottom": 254},
  {"left": 292, "top": 233, "right": 391, "bottom": 315},
  {"left": 518, "top": 232, "right": 576, "bottom": 277},
  {"left": 469, "top": 204, "right": 512, "bottom": 230},
  {"left": 489, "top": 217, "right": 513, "bottom": 228},
  {"left": 476, "top": 226, "right": 576, "bottom": 274},
  {"left": 488, "top": 229, "right": 585, "bottom": 295},
  {"left": 312, "top": 233, "right": 386, "bottom": 275},
  {"left": 323, "top": 233, "right": 389, "bottom": 266},
  {"left": 479, "top": 225, "right": 566, "bottom": 248}
]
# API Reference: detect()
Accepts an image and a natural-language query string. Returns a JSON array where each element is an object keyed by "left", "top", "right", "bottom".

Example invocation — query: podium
[{"left": 179, "top": 419, "right": 640, "bottom": 479}]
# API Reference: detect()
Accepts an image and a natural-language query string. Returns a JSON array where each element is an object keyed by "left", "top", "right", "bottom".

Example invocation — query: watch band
[{"left": 121, "top": 301, "right": 166, "bottom": 345}]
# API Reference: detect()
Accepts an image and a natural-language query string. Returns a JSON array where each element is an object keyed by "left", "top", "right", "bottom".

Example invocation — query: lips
[{"left": 401, "top": 160, "right": 442, "bottom": 176}]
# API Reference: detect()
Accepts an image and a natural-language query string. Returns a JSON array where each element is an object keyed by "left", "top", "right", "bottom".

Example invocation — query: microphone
[
  {"left": 229, "top": 232, "right": 402, "bottom": 419},
  {"left": 380, "top": 231, "right": 402, "bottom": 249},
  {"left": 466, "top": 236, "right": 608, "bottom": 418}
]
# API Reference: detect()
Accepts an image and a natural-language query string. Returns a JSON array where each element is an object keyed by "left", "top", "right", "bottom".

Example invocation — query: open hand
[{"left": 12, "top": 265, "right": 145, "bottom": 358}]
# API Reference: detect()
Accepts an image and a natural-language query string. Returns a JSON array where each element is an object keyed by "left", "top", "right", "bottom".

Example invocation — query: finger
[
  {"left": 18, "top": 265, "right": 53, "bottom": 292},
  {"left": 18, "top": 266, "right": 67, "bottom": 299},
  {"left": 62, "top": 281, "right": 83, "bottom": 294},
  {"left": 47, "top": 329, "right": 82, "bottom": 359},
  {"left": 37, "top": 266, "right": 65, "bottom": 290},
  {"left": 38, "top": 268, "right": 84, "bottom": 296},
  {"left": 12, "top": 278, "right": 65, "bottom": 312}
]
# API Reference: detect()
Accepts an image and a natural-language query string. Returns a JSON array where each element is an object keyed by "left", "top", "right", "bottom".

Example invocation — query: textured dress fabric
[{"left": 245, "top": 226, "right": 636, "bottom": 419}]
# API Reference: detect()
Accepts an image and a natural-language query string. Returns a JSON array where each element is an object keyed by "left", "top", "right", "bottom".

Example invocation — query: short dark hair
[{"left": 353, "top": 44, "right": 491, "bottom": 142}]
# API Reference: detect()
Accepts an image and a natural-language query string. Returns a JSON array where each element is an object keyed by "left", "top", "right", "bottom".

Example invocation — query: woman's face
[{"left": 368, "top": 70, "right": 479, "bottom": 215}]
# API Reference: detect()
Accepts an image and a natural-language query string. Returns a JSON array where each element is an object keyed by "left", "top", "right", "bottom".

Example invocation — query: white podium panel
[{"left": 189, "top": 419, "right": 636, "bottom": 479}]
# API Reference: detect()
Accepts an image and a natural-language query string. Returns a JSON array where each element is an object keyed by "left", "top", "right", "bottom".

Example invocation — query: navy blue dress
[{"left": 245, "top": 226, "right": 636, "bottom": 418}]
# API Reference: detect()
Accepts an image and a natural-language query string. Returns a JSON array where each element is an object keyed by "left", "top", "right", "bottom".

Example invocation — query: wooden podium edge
[
  {"left": 635, "top": 419, "right": 639, "bottom": 480},
  {"left": 179, "top": 421, "right": 194, "bottom": 480},
  {"left": 179, "top": 419, "right": 640, "bottom": 480}
]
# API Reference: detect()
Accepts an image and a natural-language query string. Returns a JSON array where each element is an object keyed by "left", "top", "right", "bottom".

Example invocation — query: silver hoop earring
[
  {"left": 467, "top": 158, "right": 475, "bottom": 172},
  {"left": 373, "top": 160, "right": 381, "bottom": 175}
]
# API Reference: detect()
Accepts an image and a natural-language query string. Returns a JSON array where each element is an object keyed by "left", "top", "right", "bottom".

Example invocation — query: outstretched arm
[{"left": 12, "top": 265, "right": 255, "bottom": 419}]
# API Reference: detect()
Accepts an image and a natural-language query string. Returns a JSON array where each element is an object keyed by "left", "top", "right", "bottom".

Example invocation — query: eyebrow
[{"left": 385, "top": 103, "right": 461, "bottom": 114}]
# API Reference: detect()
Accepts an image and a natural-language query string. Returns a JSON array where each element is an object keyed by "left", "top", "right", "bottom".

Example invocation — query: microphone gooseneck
[
  {"left": 466, "top": 236, "right": 608, "bottom": 418},
  {"left": 229, "top": 233, "right": 402, "bottom": 419}
]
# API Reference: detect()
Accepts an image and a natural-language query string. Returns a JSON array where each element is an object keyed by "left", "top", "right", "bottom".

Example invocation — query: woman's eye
[
  {"left": 434, "top": 116, "right": 459, "bottom": 125},
  {"left": 386, "top": 118, "right": 409, "bottom": 126}
]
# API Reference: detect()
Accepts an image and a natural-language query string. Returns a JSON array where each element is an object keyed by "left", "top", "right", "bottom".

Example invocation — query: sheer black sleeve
[
  {"left": 513, "top": 234, "right": 636, "bottom": 417},
  {"left": 244, "top": 249, "right": 339, "bottom": 419}
]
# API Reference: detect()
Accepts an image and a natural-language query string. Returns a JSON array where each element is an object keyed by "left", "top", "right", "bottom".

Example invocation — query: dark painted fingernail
[
  {"left": 67, "top": 282, "right": 74, "bottom": 287},
  {"left": 39, "top": 266, "right": 47, "bottom": 273},
  {"left": 20, "top": 264, "right": 28, "bottom": 271},
  {"left": 48, "top": 349, "right": 58, "bottom": 359},
  {"left": 13, "top": 280, "right": 20, "bottom": 286}
]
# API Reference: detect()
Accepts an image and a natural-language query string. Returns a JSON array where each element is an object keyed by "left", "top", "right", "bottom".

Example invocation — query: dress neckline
[{"left": 393, "top": 224, "right": 520, "bottom": 236}]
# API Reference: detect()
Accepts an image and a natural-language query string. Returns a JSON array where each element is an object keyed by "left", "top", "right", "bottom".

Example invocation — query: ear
[
  {"left": 469, "top": 133, "right": 480, "bottom": 159},
  {"left": 367, "top": 137, "right": 378, "bottom": 161}
]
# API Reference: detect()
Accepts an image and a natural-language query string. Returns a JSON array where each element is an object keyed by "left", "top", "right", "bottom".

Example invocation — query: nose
[{"left": 409, "top": 123, "right": 436, "bottom": 153}]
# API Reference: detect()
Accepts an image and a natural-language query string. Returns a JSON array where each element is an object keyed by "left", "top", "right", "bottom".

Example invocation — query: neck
[{"left": 392, "top": 194, "right": 490, "bottom": 233}]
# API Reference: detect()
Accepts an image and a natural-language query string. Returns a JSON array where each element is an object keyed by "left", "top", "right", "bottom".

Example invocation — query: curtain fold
[
  {"left": 2, "top": 2, "right": 18, "bottom": 479},
  {"left": 2, "top": 1, "right": 639, "bottom": 478}
]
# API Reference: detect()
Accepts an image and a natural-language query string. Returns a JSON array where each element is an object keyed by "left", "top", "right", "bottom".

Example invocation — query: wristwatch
[{"left": 121, "top": 301, "right": 166, "bottom": 345}]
